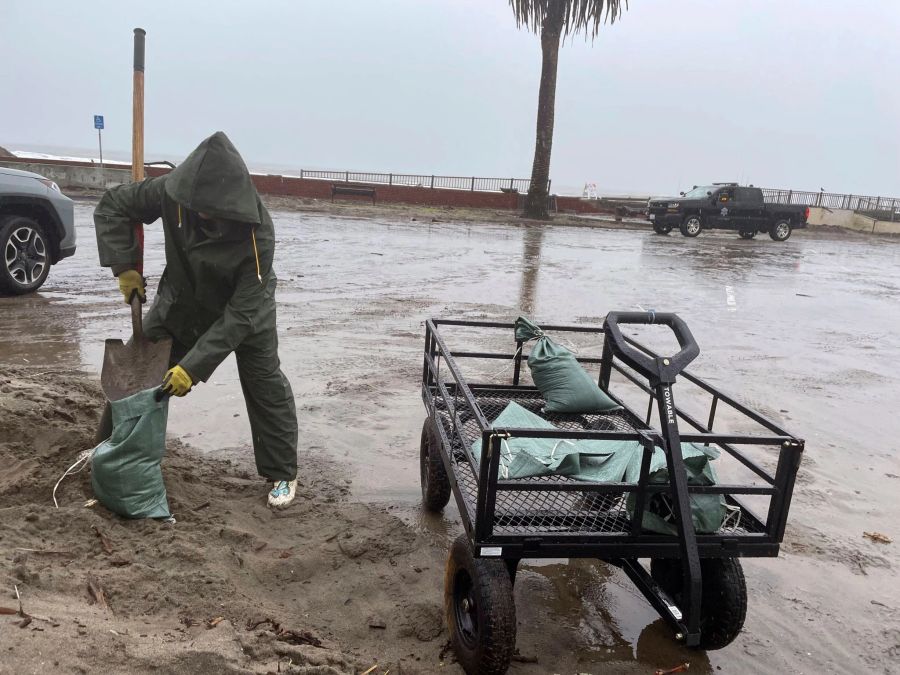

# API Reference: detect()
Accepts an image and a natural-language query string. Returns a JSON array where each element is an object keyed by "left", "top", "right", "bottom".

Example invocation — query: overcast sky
[{"left": 2, "top": 0, "right": 898, "bottom": 196}]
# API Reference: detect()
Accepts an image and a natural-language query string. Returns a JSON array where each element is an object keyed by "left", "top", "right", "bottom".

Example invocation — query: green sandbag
[
  {"left": 472, "top": 401, "right": 727, "bottom": 534},
  {"left": 514, "top": 317, "right": 619, "bottom": 414},
  {"left": 624, "top": 443, "right": 726, "bottom": 535},
  {"left": 471, "top": 402, "right": 638, "bottom": 481},
  {"left": 91, "top": 387, "right": 170, "bottom": 519}
]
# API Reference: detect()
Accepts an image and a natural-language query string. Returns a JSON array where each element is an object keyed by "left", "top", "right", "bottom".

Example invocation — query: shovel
[
  {"left": 95, "top": 295, "right": 172, "bottom": 442},
  {"left": 101, "top": 295, "right": 172, "bottom": 400}
]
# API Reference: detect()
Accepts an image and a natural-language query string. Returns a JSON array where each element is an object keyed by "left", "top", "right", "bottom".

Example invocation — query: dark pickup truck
[{"left": 647, "top": 183, "right": 809, "bottom": 241}]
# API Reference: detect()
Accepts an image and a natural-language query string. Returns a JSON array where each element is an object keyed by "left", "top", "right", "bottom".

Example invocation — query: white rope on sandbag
[
  {"left": 549, "top": 438, "right": 576, "bottom": 461},
  {"left": 52, "top": 447, "right": 96, "bottom": 508},
  {"left": 485, "top": 335, "right": 542, "bottom": 380}
]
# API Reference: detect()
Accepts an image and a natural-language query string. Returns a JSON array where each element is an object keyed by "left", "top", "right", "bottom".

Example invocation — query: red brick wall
[
  {"left": 1, "top": 156, "right": 520, "bottom": 210},
  {"left": 5, "top": 156, "right": 619, "bottom": 214},
  {"left": 252, "top": 173, "right": 520, "bottom": 209}
]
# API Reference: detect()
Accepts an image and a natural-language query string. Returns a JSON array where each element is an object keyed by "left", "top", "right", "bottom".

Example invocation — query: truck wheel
[
  {"left": 738, "top": 230, "right": 756, "bottom": 240},
  {"left": 0, "top": 216, "right": 51, "bottom": 295},
  {"left": 445, "top": 533, "right": 516, "bottom": 675},
  {"left": 769, "top": 219, "right": 792, "bottom": 241},
  {"left": 653, "top": 224, "right": 672, "bottom": 235},
  {"left": 680, "top": 216, "right": 702, "bottom": 238},
  {"left": 420, "top": 417, "right": 452, "bottom": 512},
  {"left": 650, "top": 557, "right": 747, "bottom": 650}
]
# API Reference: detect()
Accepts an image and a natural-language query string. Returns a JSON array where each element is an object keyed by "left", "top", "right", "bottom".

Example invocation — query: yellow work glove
[
  {"left": 117, "top": 269, "right": 146, "bottom": 304},
  {"left": 162, "top": 365, "right": 194, "bottom": 397}
]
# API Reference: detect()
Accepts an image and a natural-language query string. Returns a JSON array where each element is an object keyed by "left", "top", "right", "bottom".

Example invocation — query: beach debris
[
  {"left": 86, "top": 576, "right": 110, "bottom": 610},
  {"left": 84, "top": 499, "right": 98, "bottom": 507},
  {"left": 275, "top": 627, "right": 322, "bottom": 646},
  {"left": 92, "top": 525, "right": 114, "bottom": 554},
  {"left": 655, "top": 664, "right": 690, "bottom": 675},
  {"left": 245, "top": 617, "right": 323, "bottom": 647},
  {"left": 511, "top": 651, "right": 539, "bottom": 663},
  {"left": 192, "top": 501, "right": 211, "bottom": 511},
  {"left": 207, "top": 616, "right": 225, "bottom": 628},
  {"left": 14, "top": 548, "right": 75, "bottom": 557},
  {"left": 246, "top": 616, "right": 270, "bottom": 631},
  {"left": 7, "top": 585, "right": 39, "bottom": 628},
  {"left": 361, "top": 666, "right": 378, "bottom": 675},
  {"left": 863, "top": 532, "right": 892, "bottom": 544}
]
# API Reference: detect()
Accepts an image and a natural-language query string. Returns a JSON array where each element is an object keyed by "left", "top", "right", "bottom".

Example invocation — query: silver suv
[{"left": 0, "top": 166, "right": 76, "bottom": 294}]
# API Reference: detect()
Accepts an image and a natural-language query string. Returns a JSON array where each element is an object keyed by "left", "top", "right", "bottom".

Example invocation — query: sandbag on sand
[{"left": 90, "top": 387, "right": 170, "bottom": 519}]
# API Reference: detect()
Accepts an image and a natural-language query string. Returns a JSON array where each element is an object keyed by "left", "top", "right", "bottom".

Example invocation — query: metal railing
[
  {"left": 293, "top": 169, "right": 540, "bottom": 193},
  {"left": 761, "top": 187, "right": 900, "bottom": 214}
]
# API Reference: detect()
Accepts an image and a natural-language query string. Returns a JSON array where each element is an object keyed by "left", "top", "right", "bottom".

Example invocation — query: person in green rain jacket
[{"left": 94, "top": 131, "right": 298, "bottom": 509}]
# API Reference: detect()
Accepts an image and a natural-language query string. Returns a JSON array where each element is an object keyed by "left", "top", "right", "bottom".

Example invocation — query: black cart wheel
[
  {"left": 738, "top": 230, "right": 756, "bottom": 240},
  {"left": 445, "top": 534, "right": 516, "bottom": 675},
  {"left": 0, "top": 216, "right": 51, "bottom": 295},
  {"left": 650, "top": 557, "right": 747, "bottom": 650},
  {"left": 680, "top": 215, "right": 702, "bottom": 237},
  {"left": 420, "top": 417, "right": 451, "bottom": 512},
  {"left": 769, "top": 219, "right": 792, "bottom": 241},
  {"left": 653, "top": 224, "right": 672, "bottom": 235}
]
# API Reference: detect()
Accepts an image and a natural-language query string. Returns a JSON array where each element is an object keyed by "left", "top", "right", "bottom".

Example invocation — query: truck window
[
  {"left": 736, "top": 187, "right": 763, "bottom": 204},
  {"left": 718, "top": 189, "right": 734, "bottom": 203}
]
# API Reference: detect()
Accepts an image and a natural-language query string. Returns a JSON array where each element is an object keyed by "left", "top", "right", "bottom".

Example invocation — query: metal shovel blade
[{"left": 101, "top": 296, "right": 172, "bottom": 402}]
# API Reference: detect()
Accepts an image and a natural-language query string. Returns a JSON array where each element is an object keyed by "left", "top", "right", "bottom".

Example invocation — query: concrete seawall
[
  {"left": 807, "top": 206, "right": 900, "bottom": 234},
  {"left": 0, "top": 160, "right": 134, "bottom": 191}
]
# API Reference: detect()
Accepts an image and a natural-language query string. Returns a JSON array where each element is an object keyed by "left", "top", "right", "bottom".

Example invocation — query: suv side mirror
[
  {"left": 679, "top": 191, "right": 685, "bottom": 196},
  {"left": 706, "top": 191, "right": 712, "bottom": 196}
]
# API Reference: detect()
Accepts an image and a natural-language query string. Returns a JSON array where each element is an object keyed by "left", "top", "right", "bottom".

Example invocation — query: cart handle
[{"left": 603, "top": 311, "right": 699, "bottom": 386}]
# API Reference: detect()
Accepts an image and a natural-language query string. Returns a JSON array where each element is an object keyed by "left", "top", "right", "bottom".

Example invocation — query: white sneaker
[{"left": 268, "top": 479, "right": 297, "bottom": 509}]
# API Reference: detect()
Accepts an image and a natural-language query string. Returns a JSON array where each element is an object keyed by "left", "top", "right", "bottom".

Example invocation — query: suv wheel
[
  {"left": 769, "top": 219, "right": 792, "bottom": 242},
  {"left": 0, "top": 216, "right": 51, "bottom": 295},
  {"left": 738, "top": 230, "right": 756, "bottom": 240},
  {"left": 680, "top": 215, "right": 702, "bottom": 237},
  {"left": 653, "top": 224, "right": 672, "bottom": 235}
]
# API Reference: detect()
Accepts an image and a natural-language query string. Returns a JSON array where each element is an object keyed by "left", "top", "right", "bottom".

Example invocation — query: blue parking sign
[{"left": 94, "top": 115, "right": 104, "bottom": 130}]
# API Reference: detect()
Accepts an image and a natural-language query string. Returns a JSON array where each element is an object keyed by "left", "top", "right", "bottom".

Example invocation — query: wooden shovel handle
[{"left": 130, "top": 295, "right": 143, "bottom": 341}]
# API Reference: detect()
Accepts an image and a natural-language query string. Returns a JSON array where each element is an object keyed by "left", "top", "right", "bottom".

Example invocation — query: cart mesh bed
[{"left": 432, "top": 387, "right": 767, "bottom": 538}]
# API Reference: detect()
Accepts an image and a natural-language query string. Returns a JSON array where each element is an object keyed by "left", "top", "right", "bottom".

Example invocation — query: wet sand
[{"left": 1, "top": 198, "right": 899, "bottom": 673}]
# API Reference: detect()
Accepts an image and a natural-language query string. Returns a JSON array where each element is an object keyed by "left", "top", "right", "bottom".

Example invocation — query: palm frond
[{"left": 509, "top": 0, "right": 627, "bottom": 37}]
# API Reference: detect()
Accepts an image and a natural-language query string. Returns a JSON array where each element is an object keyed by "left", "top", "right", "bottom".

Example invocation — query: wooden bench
[{"left": 331, "top": 184, "right": 377, "bottom": 204}]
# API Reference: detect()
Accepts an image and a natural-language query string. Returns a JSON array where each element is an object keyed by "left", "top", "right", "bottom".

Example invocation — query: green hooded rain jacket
[{"left": 93, "top": 131, "right": 276, "bottom": 383}]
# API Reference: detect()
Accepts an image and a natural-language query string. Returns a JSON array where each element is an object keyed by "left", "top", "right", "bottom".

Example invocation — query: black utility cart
[{"left": 419, "top": 312, "right": 804, "bottom": 675}]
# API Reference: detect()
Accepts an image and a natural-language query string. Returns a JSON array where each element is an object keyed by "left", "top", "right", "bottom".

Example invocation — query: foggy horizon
[{"left": 2, "top": 0, "right": 898, "bottom": 197}]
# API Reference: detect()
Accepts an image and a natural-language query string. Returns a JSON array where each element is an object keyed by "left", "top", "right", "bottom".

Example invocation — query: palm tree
[{"left": 510, "top": 0, "right": 626, "bottom": 219}]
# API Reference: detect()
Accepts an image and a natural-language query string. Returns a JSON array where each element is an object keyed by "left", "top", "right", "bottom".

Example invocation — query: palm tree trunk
[{"left": 524, "top": 6, "right": 564, "bottom": 219}]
